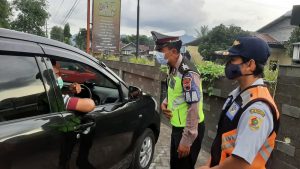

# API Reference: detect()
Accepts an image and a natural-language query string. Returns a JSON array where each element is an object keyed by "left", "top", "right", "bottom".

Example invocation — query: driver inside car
[{"left": 51, "top": 59, "right": 95, "bottom": 113}]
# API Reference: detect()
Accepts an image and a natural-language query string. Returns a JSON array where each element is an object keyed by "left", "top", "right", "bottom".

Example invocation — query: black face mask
[
  {"left": 225, "top": 61, "right": 254, "bottom": 80},
  {"left": 225, "top": 62, "right": 243, "bottom": 80}
]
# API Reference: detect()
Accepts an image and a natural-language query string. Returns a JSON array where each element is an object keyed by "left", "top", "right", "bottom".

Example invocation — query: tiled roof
[{"left": 254, "top": 33, "right": 281, "bottom": 44}]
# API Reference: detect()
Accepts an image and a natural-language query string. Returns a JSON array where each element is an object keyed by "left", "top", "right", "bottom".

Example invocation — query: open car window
[
  {"left": 57, "top": 60, "right": 118, "bottom": 89},
  {"left": 55, "top": 60, "right": 121, "bottom": 105}
]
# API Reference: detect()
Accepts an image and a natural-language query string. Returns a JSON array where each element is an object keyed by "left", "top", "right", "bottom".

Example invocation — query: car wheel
[{"left": 131, "top": 129, "right": 155, "bottom": 169}]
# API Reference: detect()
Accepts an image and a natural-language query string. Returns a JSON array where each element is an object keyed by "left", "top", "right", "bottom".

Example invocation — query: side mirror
[{"left": 128, "top": 86, "right": 142, "bottom": 99}]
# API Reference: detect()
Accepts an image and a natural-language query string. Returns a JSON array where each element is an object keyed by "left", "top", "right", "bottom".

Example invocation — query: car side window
[
  {"left": 56, "top": 60, "right": 121, "bottom": 105},
  {"left": 0, "top": 55, "right": 50, "bottom": 121},
  {"left": 58, "top": 60, "right": 117, "bottom": 89}
]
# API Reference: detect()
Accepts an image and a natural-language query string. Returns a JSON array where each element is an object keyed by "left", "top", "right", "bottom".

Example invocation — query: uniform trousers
[{"left": 170, "top": 122, "right": 205, "bottom": 169}]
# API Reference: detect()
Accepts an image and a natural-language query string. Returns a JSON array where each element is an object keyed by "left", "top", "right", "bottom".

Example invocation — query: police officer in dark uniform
[{"left": 151, "top": 30, "right": 205, "bottom": 169}]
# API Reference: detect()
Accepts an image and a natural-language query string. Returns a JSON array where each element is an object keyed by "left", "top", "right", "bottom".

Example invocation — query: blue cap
[{"left": 223, "top": 37, "right": 270, "bottom": 64}]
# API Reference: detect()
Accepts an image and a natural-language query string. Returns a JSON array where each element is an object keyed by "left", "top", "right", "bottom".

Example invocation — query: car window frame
[
  {"left": 0, "top": 54, "right": 60, "bottom": 123},
  {"left": 39, "top": 44, "right": 120, "bottom": 84},
  {"left": 40, "top": 46, "right": 126, "bottom": 104}
]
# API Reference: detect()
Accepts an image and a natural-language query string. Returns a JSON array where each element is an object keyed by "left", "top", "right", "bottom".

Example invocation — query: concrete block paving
[{"left": 150, "top": 123, "right": 209, "bottom": 169}]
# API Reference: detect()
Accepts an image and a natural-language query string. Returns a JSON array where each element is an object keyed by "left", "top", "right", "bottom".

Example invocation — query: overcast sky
[{"left": 47, "top": 0, "right": 300, "bottom": 37}]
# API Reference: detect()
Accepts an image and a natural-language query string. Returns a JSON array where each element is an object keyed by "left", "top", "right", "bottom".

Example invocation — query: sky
[{"left": 47, "top": 0, "right": 300, "bottom": 37}]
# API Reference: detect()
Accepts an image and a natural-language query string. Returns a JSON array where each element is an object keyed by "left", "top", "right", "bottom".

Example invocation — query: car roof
[
  {"left": 0, "top": 28, "right": 125, "bottom": 85},
  {"left": 0, "top": 28, "right": 98, "bottom": 63}
]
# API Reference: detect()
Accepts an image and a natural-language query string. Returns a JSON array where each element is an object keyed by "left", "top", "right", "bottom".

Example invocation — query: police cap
[{"left": 151, "top": 30, "right": 185, "bottom": 51}]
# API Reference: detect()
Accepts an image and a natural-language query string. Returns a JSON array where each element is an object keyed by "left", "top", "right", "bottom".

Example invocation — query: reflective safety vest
[
  {"left": 167, "top": 57, "right": 204, "bottom": 127},
  {"left": 210, "top": 84, "right": 280, "bottom": 169}
]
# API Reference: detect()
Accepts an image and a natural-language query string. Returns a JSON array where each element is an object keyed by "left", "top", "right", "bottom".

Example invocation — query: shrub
[
  {"left": 105, "top": 55, "right": 120, "bottom": 61},
  {"left": 129, "top": 57, "right": 155, "bottom": 66},
  {"left": 196, "top": 61, "right": 225, "bottom": 83}
]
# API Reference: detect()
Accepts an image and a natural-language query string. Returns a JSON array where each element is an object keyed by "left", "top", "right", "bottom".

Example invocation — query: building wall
[
  {"left": 271, "top": 65, "right": 300, "bottom": 169},
  {"left": 268, "top": 48, "right": 292, "bottom": 66},
  {"left": 103, "top": 60, "right": 165, "bottom": 105},
  {"left": 121, "top": 45, "right": 136, "bottom": 54}
]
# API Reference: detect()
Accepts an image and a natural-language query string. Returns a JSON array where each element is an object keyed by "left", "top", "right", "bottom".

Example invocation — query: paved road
[{"left": 150, "top": 122, "right": 209, "bottom": 169}]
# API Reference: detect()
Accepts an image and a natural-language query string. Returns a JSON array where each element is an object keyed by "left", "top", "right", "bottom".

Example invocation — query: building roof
[
  {"left": 139, "top": 45, "right": 150, "bottom": 51},
  {"left": 121, "top": 42, "right": 150, "bottom": 51},
  {"left": 254, "top": 33, "right": 284, "bottom": 48},
  {"left": 254, "top": 33, "right": 280, "bottom": 44},
  {"left": 121, "top": 42, "right": 136, "bottom": 49},
  {"left": 119, "top": 41, "right": 126, "bottom": 49},
  {"left": 257, "top": 11, "right": 292, "bottom": 32}
]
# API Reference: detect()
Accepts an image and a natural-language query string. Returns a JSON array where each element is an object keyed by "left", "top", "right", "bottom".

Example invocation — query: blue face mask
[
  {"left": 155, "top": 52, "right": 168, "bottom": 65},
  {"left": 56, "top": 76, "right": 64, "bottom": 89}
]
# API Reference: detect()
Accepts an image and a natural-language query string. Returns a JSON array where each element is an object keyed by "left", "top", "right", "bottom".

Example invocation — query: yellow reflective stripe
[{"left": 172, "top": 96, "right": 185, "bottom": 109}]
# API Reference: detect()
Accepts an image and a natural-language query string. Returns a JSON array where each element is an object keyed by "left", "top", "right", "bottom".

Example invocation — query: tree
[
  {"left": 195, "top": 25, "right": 209, "bottom": 38},
  {"left": 10, "top": 0, "right": 49, "bottom": 36},
  {"left": 198, "top": 24, "right": 250, "bottom": 61},
  {"left": 0, "top": 0, "right": 11, "bottom": 28},
  {"left": 50, "top": 26, "right": 64, "bottom": 42},
  {"left": 75, "top": 28, "right": 87, "bottom": 51},
  {"left": 64, "top": 23, "right": 72, "bottom": 44},
  {"left": 121, "top": 35, "right": 154, "bottom": 46},
  {"left": 285, "top": 27, "right": 300, "bottom": 57}
]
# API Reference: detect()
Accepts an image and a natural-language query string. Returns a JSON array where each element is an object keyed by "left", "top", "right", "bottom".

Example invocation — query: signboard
[{"left": 92, "top": 0, "right": 121, "bottom": 54}]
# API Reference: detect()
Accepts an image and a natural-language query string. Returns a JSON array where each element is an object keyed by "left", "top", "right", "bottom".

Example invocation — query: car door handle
[{"left": 74, "top": 122, "right": 95, "bottom": 132}]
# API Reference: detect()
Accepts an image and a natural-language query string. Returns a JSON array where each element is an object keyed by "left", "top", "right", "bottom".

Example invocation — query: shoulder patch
[
  {"left": 183, "top": 76, "right": 192, "bottom": 91},
  {"left": 183, "top": 73, "right": 200, "bottom": 103},
  {"left": 250, "top": 108, "right": 265, "bottom": 117},
  {"left": 248, "top": 115, "right": 263, "bottom": 131}
]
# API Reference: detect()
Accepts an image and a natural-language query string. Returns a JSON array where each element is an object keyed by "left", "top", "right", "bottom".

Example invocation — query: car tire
[{"left": 131, "top": 128, "right": 155, "bottom": 169}]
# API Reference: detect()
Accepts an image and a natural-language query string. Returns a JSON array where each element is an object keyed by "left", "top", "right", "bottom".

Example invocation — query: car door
[
  {"left": 55, "top": 59, "right": 142, "bottom": 169},
  {"left": 0, "top": 54, "right": 67, "bottom": 169}
]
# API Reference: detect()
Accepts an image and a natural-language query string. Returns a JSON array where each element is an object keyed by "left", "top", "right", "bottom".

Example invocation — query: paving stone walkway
[{"left": 150, "top": 122, "right": 209, "bottom": 169}]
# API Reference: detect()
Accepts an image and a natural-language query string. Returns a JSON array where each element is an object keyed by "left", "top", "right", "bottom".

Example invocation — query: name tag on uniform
[{"left": 226, "top": 102, "right": 240, "bottom": 121}]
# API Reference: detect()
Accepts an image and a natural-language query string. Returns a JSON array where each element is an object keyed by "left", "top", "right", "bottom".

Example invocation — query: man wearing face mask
[
  {"left": 198, "top": 37, "right": 280, "bottom": 169},
  {"left": 151, "top": 30, "right": 205, "bottom": 169},
  {"left": 51, "top": 59, "right": 95, "bottom": 113}
]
